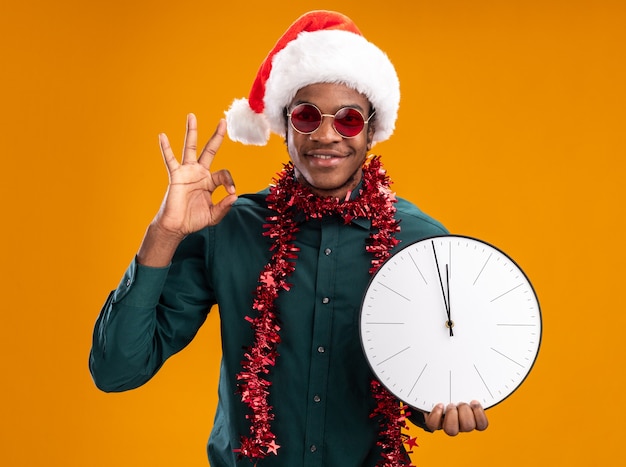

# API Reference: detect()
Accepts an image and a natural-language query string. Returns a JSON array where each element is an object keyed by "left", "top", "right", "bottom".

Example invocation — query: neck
[{"left": 294, "top": 168, "right": 363, "bottom": 199}]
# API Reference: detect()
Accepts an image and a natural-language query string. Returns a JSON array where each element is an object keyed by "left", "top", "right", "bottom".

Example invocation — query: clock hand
[
  {"left": 432, "top": 241, "right": 453, "bottom": 336},
  {"left": 446, "top": 264, "right": 453, "bottom": 336}
]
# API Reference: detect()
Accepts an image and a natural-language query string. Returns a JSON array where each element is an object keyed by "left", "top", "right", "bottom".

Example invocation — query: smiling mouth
[{"left": 308, "top": 152, "right": 346, "bottom": 159}]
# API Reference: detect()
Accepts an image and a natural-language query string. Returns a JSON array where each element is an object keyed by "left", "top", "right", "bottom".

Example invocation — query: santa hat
[{"left": 225, "top": 10, "right": 400, "bottom": 146}]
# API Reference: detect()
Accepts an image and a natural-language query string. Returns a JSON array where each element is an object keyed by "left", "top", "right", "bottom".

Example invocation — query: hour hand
[{"left": 445, "top": 264, "right": 453, "bottom": 336}]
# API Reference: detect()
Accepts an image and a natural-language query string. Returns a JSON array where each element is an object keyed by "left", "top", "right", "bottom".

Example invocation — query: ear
[
  {"left": 366, "top": 124, "right": 375, "bottom": 151},
  {"left": 283, "top": 108, "right": 290, "bottom": 146}
]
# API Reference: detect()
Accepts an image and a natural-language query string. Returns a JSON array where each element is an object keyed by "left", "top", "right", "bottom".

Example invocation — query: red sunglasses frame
[{"left": 287, "top": 103, "right": 375, "bottom": 138}]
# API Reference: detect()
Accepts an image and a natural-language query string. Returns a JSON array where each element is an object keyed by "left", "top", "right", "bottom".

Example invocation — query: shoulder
[{"left": 394, "top": 196, "right": 449, "bottom": 240}]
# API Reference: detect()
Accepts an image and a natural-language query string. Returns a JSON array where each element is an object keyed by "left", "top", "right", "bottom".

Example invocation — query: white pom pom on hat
[{"left": 225, "top": 10, "right": 400, "bottom": 146}]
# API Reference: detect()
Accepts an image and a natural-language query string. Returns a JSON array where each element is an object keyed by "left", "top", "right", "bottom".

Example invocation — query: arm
[
  {"left": 89, "top": 115, "right": 237, "bottom": 391},
  {"left": 89, "top": 231, "right": 215, "bottom": 391}
]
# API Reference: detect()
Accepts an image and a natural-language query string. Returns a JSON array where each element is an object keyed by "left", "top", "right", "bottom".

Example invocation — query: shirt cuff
[{"left": 111, "top": 256, "right": 171, "bottom": 308}]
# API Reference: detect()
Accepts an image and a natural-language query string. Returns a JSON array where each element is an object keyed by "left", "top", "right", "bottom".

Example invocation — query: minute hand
[{"left": 431, "top": 241, "right": 454, "bottom": 336}]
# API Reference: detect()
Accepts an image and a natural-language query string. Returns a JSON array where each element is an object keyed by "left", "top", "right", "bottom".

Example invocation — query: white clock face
[{"left": 360, "top": 235, "right": 541, "bottom": 412}]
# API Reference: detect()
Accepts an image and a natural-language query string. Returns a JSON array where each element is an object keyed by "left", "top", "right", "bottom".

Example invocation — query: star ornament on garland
[
  {"left": 404, "top": 435, "right": 419, "bottom": 449},
  {"left": 266, "top": 439, "right": 280, "bottom": 455}
]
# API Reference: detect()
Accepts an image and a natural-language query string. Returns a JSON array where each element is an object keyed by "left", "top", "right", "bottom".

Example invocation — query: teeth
[{"left": 312, "top": 155, "right": 334, "bottom": 159}]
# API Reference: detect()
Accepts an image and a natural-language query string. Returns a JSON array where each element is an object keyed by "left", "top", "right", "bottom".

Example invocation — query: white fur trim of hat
[{"left": 225, "top": 10, "right": 400, "bottom": 146}]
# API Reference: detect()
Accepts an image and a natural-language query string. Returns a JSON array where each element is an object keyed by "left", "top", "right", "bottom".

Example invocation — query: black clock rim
[{"left": 358, "top": 233, "right": 543, "bottom": 412}]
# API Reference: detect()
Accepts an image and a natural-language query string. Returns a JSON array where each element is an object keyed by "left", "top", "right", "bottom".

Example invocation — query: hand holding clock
[{"left": 424, "top": 401, "right": 489, "bottom": 436}]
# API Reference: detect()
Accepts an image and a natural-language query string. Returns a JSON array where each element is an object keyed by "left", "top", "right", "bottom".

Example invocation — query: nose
[{"left": 310, "top": 115, "right": 342, "bottom": 142}]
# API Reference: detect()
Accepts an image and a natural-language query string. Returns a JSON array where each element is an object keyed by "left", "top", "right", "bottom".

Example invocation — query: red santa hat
[{"left": 225, "top": 10, "right": 400, "bottom": 146}]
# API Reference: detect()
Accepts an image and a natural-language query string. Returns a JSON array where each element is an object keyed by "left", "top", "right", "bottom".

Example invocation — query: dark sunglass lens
[
  {"left": 333, "top": 108, "right": 365, "bottom": 137},
  {"left": 290, "top": 104, "right": 322, "bottom": 133}
]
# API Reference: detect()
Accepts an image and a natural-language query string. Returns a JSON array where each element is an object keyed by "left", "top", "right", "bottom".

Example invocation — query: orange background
[{"left": 1, "top": 0, "right": 624, "bottom": 465}]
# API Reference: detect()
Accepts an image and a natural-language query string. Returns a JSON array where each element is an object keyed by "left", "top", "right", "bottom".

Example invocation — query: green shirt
[{"left": 89, "top": 189, "right": 447, "bottom": 466}]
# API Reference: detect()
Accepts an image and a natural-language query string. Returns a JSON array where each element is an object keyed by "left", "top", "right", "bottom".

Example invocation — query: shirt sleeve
[
  {"left": 89, "top": 230, "right": 215, "bottom": 392},
  {"left": 408, "top": 410, "right": 431, "bottom": 432}
]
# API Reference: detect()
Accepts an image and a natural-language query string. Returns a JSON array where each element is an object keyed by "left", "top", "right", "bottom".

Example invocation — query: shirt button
[
  {"left": 310, "top": 445, "right": 317, "bottom": 453},
  {"left": 125, "top": 279, "right": 131, "bottom": 287},
  {"left": 313, "top": 395, "right": 321, "bottom": 403},
  {"left": 317, "top": 346, "right": 325, "bottom": 353},
  {"left": 322, "top": 297, "right": 330, "bottom": 304},
  {"left": 324, "top": 248, "right": 332, "bottom": 255}
]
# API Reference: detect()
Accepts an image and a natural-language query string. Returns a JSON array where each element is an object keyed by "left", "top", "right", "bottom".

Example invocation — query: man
[{"left": 90, "top": 10, "right": 488, "bottom": 467}]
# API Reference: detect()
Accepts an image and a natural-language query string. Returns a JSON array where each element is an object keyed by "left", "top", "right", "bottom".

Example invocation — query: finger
[
  {"left": 198, "top": 119, "right": 227, "bottom": 170},
  {"left": 470, "top": 401, "right": 489, "bottom": 431},
  {"left": 182, "top": 113, "right": 198, "bottom": 164},
  {"left": 210, "top": 168, "right": 237, "bottom": 195},
  {"left": 457, "top": 402, "right": 477, "bottom": 432},
  {"left": 209, "top": 193, "right": 239, "bottom": 225},
  {"left": 442, "top": 404, "right": 460, "bottom": 436},
  {"left": 424, "top": 403, "right": 444, "bottom": 432},
  {"left": 159, "top": 132, "right": 180, "bottom": 174}
]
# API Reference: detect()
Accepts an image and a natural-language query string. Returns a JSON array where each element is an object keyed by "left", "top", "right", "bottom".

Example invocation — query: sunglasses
[{"left": 287, "top": 103, "right": 375, "bottom": 138}]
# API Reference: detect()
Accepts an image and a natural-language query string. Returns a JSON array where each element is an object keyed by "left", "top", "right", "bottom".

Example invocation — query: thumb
[{"left": 208, "top": 193, "right": 238, "bottom": 225}]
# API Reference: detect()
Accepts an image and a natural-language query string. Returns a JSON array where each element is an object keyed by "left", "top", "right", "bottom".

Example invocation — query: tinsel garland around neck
[{"left": 234, "top": 155, "right": 418, "bottom": 466}]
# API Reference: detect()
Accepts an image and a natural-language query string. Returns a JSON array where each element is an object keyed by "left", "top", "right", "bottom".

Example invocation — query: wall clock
[{"left": 360, "top": 235, "right": 541, "bottom": 412}]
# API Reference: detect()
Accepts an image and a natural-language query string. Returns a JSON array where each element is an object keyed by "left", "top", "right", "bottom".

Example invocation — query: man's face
[{"left": 286, "top": 83, "right": 375, "bottom": 199}]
